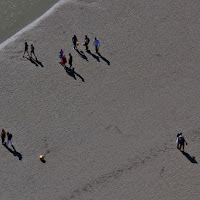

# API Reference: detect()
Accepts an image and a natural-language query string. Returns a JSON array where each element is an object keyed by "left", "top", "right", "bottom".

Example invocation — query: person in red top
[
  {"left": 61, "top": 55, "right": 67, "bottom": 66},
  {"left": 1, "top": 129, "right": 6, "bottom": 144}
]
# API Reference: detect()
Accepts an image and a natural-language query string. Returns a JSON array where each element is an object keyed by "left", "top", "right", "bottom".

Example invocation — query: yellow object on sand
[
  {"left": 76, "top": 42, "right": 79, "bottom": 46},
  {"left": 40, "top": 155, "right": 44, "bottom": 160},
  {"left": 82, "top": 42, "right": 85, "bottom": 46}
]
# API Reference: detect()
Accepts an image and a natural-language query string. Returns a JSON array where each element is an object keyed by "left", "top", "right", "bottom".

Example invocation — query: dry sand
[{"left": 0, "top": 0, "right": 200, "bottom": 199}]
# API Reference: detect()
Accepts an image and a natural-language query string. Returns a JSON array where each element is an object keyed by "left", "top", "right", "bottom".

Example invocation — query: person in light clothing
[{"left": 93, "top": 37, "right": 100, "bottom": 53}]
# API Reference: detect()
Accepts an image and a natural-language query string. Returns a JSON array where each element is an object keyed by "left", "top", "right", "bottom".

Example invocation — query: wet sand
[
  {"left": 0, "top": 0, "right": 200, "bottom": 199},
  {"left": 0, "top": 0, "right": 58, "bottom": 43}
]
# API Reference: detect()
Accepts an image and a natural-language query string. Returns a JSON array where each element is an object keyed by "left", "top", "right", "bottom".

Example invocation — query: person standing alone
[{"left": 178, "top": 133, "right": 187, "bottom": 152}]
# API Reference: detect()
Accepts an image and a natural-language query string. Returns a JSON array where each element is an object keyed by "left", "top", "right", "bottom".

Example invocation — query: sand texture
[{"left": 0, "top": 0, "right": 200, "bottom": 199}]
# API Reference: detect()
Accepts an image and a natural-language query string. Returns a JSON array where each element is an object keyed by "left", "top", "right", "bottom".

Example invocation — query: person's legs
[
  {"left": 6, "top": 139, "right": 9, "bottom": 147},
  {"left": 182, "top": 143, "right": 185, "bottom": 151},
  {"left": 73, "top": 42, "right": 77, "bottom": 49},
  {"left": 85, "top": 43, "right": 88, "bottom": 50},
  {"left": 95, "top": 45, "right": 98, "bottom": 52}
]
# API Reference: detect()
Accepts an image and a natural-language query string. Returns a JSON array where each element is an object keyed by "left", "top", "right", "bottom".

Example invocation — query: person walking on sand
[
  {"left": 68, "top": 53, "right": 73, "bottom": 68},
  {"left": 23, "top": 42, "right": 29, "bottom": 57},
  {"left": 1, "top": 129, "right": 6, "bottom": 145},
  {"left": 72, "top": 35, "right": 78, "bottom": 49},
  {"left": 60, "top": 49, "right": 63, "bottom": 56},
  {"left": 59, "top": 49, "right": 63, "bottom": 63},
  {"left": 178, "top": 133, "right": 187, "bottom": 152},
  {"left": 176, "top": 133, "right": 181, "bottom": 149},
  {"left": 93, "top": 37, "right": 100, "bottom": 53},
  {"left": 61, "top": 55, "right": 67, "bottom": 66},
  {"left": 6, "top": 132, "right": 13, "bottom": 147},
  {"left": 84, "top": 35, "right": 90, "bottom": 51},
  {"left": 30, "top": 44, "right": 37, "bottom": 60}
]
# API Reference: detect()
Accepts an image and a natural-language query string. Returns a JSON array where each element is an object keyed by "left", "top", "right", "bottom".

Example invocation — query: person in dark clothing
[
  {"left": 84, "top": 35, "right": 90, "bottom": 51},
  {"left": 1, "top": 129, "right": 6, "bottom": 144},
  {"left": 23, "top": 42, "right": 29, "bottom": 57},
  {"left": 68, "top": 53, "right": 73, "bottom": 68},
  {"left": 72, "top": 35, "right": 78, "bottom": 49},
  {"left": 30, "top": 44, "right": 37, "bottom": 60},
  {"left": 6, "top": 132, "right": 13, "bottom": 147},
  {"left": 178, "top": 133, "right": 187, "bottom": 152}
]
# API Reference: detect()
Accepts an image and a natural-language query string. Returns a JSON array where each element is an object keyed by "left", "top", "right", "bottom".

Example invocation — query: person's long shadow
[
  {"left": 86, "top": 50, "right": 100, "bottom": 62},
  {"left": 182, "top": 151, "right": 197, "bottom": 164},
  {"left": 64, "top": 66, "right": 85, "bottom": 82},
  {"left": 75, "top": 49, "right": 88, "bottom": 61},
  {"left": 97, "top": 52, "right": 110, "bottom": 65},
  {"left": 4, "top": 144, "right": 22, "bottom": 160},
  {"left": 25, "top": 57, "right": 44, "bottom": 67}
]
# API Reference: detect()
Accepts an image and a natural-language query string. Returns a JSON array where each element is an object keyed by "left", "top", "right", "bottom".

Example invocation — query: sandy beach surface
[{"left": 0, "top": 0, "right": 200, "bottom": 199}]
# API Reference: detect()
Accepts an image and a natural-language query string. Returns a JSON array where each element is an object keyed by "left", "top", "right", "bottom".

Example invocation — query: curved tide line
[{"left": 0, "top": 0, "right": 70, "bottom": 51}]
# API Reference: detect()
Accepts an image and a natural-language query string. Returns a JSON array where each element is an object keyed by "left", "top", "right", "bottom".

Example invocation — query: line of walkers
[
  {"left": 72, "top": 35, "right": 100, "bottom": 53},
  {"left": 1, "top": 129, "right": 13, "bottom": 147}
]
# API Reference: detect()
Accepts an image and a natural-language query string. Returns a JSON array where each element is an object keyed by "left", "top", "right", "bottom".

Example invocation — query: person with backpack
[
  {"left": 178, "top": 133, "right": 187, "bottom": 152},
  {"left": 84, "top": 35, "right": 90, "bottom": 51},
  {"left": 6, "top": 132, "right": 13, "bottom": 147},
  {"left": 1, "top": 129, "right": 6, "bottom": 145}
]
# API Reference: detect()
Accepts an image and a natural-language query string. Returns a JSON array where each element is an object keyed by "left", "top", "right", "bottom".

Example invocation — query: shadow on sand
[
  {"left": 64, "top": 65, "right": 85, "bottom": 82},
  {"left": 25, "top": 57, "right": 44, "bottom": 67},
  {"left": 97, "top": 52, "right": 110, "bottom": 65},
  {"left": 182, "top": 151, "right": 197, "bottom": 164},
  {"left": 86, "top": 50, "right": 100, "bottom": 62},
  {"left": 75, "top": 49, "right": 88, "bottom": 61},
  {"left": 4, "top": 144, "right": 22, "bottom": 160}
]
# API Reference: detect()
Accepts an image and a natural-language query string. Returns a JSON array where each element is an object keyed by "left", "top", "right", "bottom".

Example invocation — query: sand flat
[{"left": 0, "top": 0, "right": 200, "bottom": 199}]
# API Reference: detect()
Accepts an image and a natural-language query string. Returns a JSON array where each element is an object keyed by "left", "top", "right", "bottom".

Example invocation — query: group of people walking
[
  {"left": 23, "top": 42, "right": 37, "bottom": 59},
  {"left": 1, "top": 129, "right": 13, "bottom": 147},
  {"left": 58, "top": 35, "right": 100, "bottom": 68},
  {"left": 72, "top": 35, "right": 100, "bottom": 53},
  {"left": 59, "top": 49, "right": 73, "bottom": 68}
]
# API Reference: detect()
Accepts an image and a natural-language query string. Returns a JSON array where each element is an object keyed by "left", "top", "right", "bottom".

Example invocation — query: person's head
[
  {"left": 95, "top": 37, "right": 97, "bottom": 40},
  {"left": 31, "top": 44, "right": 33, "bottom": 46},
  {"left": 69, "top": 53, "right": 71, "bottom": 56},
  {"left": 2, "top": 129, "right": 4, "bottom": 132},
  {"left": 180, "top": 133, "right": 182, "bottom": 136},
  {"left": 25, "top": 42, "right": 27, "bottom": 45},
  {"left": 85, "top": 35, "right": 87, "bottom": 38}
]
